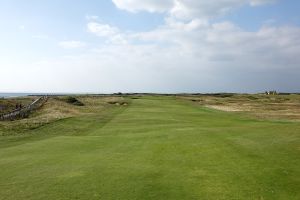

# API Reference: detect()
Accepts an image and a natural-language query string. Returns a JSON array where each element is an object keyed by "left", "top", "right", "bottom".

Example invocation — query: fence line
[{"left": 0, "top": 96, "right": 48, "bottom": 121}]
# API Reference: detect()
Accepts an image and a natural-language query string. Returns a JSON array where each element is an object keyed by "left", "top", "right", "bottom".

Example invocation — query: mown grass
[{"left": 0, "top": 96, "right": 299, "bottom": 200}]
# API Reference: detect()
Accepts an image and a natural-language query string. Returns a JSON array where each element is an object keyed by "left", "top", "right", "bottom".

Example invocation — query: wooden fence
[{"left": 0, "top": 96, "right": 48, "bottom": 121}]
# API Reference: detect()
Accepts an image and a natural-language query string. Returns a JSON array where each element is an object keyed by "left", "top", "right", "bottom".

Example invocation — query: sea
[
  {"left": 0, "top": 93, "right": 62, "bottom": 98},
  {"left": 0, "top": 93, "right": 34, "bottom": 98},
  {"left": 0, "top": 93, "right": 95, "bottom": 98}
]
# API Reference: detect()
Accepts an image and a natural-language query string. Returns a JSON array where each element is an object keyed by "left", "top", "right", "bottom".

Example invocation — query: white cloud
[
  {"left": 4, "top": 21, "right": 298, "bottom": 93},
  {"left": 2, "top": 0, "right": 299, "bottom": 93},
  {"left": 87, "top": 22, "right": 119, "bottom": 37},
  {"left": 112, "top": 0, "right": 276, "bottom": 19},
  {"left": 59, "top": 41, "right": 86, "bottom": 49},
  {"left": 86, "top": 15, "right": 99, "bottom": 21},
  {"left": 112, "top": 0, "right": 173, "bottom": 13},
  {"left": 87, "top": 22, "right": 127, "bottom": 44}
]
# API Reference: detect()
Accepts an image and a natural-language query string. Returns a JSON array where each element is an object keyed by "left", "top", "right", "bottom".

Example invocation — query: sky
[{"left": 0, "top": 0, "right": 299, "bottom": 93}]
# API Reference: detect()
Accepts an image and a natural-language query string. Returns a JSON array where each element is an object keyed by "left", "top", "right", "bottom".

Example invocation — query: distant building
[{"left": 265, "top": 91, "right": 277, "bottom": 95}]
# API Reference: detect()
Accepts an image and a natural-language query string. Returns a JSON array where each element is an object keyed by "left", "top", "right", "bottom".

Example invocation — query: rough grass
[
  {"left": 0, "top": 96, "right": 299, "bottom": 200},
  {"left": 0, "top": 97, "right": 34, "bottom": 114},
  {"left": 180, "top": 94, "right": 300, "bottom": 121},
  {"left": 56, "top": 96, "right": 85, "bottom": 106},
  {"left": 0, "top": 96, "right": 125, "bottom": 135}
]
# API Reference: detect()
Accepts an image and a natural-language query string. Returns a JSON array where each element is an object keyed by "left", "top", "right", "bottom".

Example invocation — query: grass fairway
[{"left": 0, "top": 96, "right": 299, "bottom": 199}]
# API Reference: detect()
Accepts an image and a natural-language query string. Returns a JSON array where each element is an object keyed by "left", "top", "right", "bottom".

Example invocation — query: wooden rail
[{"left": 0, "top": 96, "right": 48, "bottom": 121}]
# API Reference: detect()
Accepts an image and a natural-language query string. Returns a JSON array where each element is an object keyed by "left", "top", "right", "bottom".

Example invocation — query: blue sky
[
  {"left": 0, "top": 0, "right": 300, "bottom": 93},
  {"left": 0, "top": 0, "right": 163, "bottom": 61},
  {"left": 224, "top": 0, "right": 300, "bottom": 29}
]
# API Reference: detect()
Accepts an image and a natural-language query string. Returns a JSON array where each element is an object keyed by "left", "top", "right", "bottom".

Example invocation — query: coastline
[{"left": 0, "top": 93, "right": 32, "bottom": 98}]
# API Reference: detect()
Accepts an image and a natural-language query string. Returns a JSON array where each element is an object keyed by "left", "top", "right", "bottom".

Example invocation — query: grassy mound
[
  {"left": 63, "top": 96, "right": 84, "bottom": 106},
  {"left": 0, "top": 98, "right": 33, "bottom": 114}
]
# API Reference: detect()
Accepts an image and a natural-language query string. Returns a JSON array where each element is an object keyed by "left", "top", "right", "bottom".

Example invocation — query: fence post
[{"left": 0, "top": 96, "right": 48, "bottom": 121}]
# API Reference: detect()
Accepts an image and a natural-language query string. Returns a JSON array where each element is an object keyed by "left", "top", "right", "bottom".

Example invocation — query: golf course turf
[{"left": 0, "top": 96, "right": 299, "bottom": 199}]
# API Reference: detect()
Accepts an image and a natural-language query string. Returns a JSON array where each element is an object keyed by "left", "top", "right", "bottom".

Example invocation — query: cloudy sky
[{"left": 0, "top": 0, "right": 299, "bottom": 93}]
